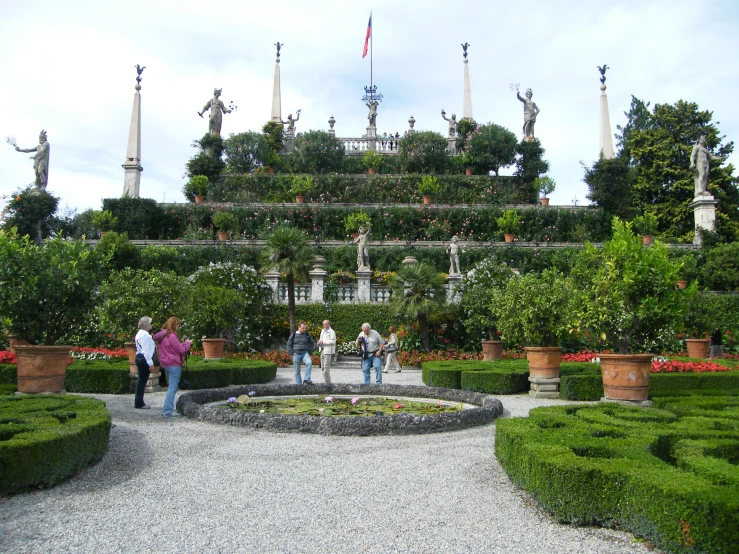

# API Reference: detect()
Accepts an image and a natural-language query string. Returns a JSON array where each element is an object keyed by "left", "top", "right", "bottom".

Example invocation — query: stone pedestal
[
  {"left": 447, "top": 137, "right": 456, "bottom": 155},
  {"left": 690, "top": 195, "right": 718, "bottom": 245},
  {"left": 129, "top": 367, "right": 162, "bottom": 393},
  {"left": 310, "top": 268, "right": 327, "bottom": 303},
  {"left": 266, "top": 270, "right": 281, "bottom": 303},
  {"left": 528, "top": 376, "right": 560, "bottom": 399},
  {"left": 446, "top": 273, "right": 462, "bottom": 303},
  {"left": 356, "top": 269, "right": 371, "bottom": 302},
  {"left": 284, "top": 131, "right": 295, "bottom": 152}
]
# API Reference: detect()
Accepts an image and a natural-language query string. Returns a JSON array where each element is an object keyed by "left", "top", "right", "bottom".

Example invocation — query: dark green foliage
[
  {"left": 284, "top": 304, "right": 398, "bottom": 344},
  {"left": 224, "top": 132, "right": 269, "bottom": 173},
  {"left": 0, "top": 365, "right": 16, "bottom": 384},
  {"left": 0, "top": 384, "right": 17, "bottom": 395},
  {"left": 701, "top": 243, "right": 739, "bottom": 291},
  {"left": 261, "top": 121, "right": 285, "bottom": 158},
  {"left": 292, "top": 131, "right": 345, "bottom": 173},
  {"left": 514, "top": 138, "right": 549, "bottom": 203},
  {"left": 559, "top": 373, "right": 603, "bottom": 401},
  {"left": 183, "top": 359, "right": 277, "bottom": 389},
  {"left": 102, "top": 197, "right": 163, "bottom": 240},
  {"left": 2, "top": 187, "right": 59, "bottom": 242},
  {"left": 95, "top": 231, "right": 142, "bottom": 271},
  {"left": 65, "top": 361, "right": 130, "bottom": 394},
  {"left": 50, "top": 207, "right": 96, "bottom": 240},
  {"left": 583, "top": 155, "right": 636, "bottom": 222},
  {"left": 422, "top": 360, "right": 529, "bottom": 393},
  {"left": 495, "top": 399, "right": 739, "bottom": 553},
  {"left": 397, "top": 131, "right": 450, "bottom": 174},
  {"left": 466, "top": 123, "right": 518, "bottom": 176},
  {"left": 0, "top": 395, "right": 111, "bottom": 495},
  {"left": 185, "top": 134, "right": 226, "bottom": 181},
  {"left": 461, "top": 366, "right": 530, "bottom": 394}
]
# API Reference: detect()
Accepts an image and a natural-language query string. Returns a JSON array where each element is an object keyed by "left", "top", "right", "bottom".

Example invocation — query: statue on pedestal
[
  {"left": 198, "top": 88, "right": 232, "bottom": 136},
  {"left": 515, "top": 85, "right": 540, "bottom": 139},
  {"left": 15, "top": 130, "right": 50, "bottom": 191},
  {"left": 447, "top": 235, "right": 462, "bottom": 275},
  {"left": 281, "top": 110, "right": 301, "bottom": 134},
  {"left": 354, "top": 223, "right": 372, "bottom": 270},
  {"left": 690, "top": 135, "right": 723, "bottom": 197},
  {"left": 366, "top": 100, "right": 378, "bottom": 128},
  {"left": 441, "top": 110, "right": 458, "bottom": 138}
]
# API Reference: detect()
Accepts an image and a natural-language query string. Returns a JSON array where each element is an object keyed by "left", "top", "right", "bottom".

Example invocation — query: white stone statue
[
  {"left": 516, "top": 86, "right": 540, "bottom": 139},
  {"left": 366, "top": 100, "right": 378, "bottom": 128},
  {"left": 690, "top": 135, "right": 723, "bottom": 197},
  {"left": 281, "top": 110, "right": 301, "bottom": 134},
  {"left": 353, "top": 223, "right": 372, "bottom": 270},
  {"left": 15, "top": 130, "right": 50, "bottom": 191},
  {"left": 447, "top": 235, "right": 462, "bottom": 275},
  {"left": 441, "top": 110, "right": 458, "bottom": 138},
  {"left": 198, "top": 88, "right": 231, "bottom": 136}
]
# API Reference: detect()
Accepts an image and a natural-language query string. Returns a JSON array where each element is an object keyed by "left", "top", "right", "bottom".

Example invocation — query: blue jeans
[
  {"left": 292, "top": 352, "right": 312, "bottom": 384},
  {"left": 134, "top": 354, "right": 150, "bottom": 408},
  {"left": 163, "top": 366, "right": 181, "bottom": 416},
  {"left": 362, "top": 355, "right": 383, "bottom": 384}
]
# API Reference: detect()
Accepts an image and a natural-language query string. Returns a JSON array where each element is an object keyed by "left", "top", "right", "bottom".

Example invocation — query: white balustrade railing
[{"left": 275, "top": 281, "right": 451, "bottom": 304}]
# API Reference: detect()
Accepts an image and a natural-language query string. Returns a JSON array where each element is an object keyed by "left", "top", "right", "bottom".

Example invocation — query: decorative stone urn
[
  {"left": 481, "top": 340, "right": 503, "bottom": 361},
  {"left": 685, "top": 338, "right": 710, "bottom": 359},
  {"left": 599, "top": 353, "right": 652, "bottom": 403},
  {"left": 202, "top": 338, "right": 227, "bottom": 359},
  {"left": 525, "top": 346, "right": 562, "bottom": 398},
  {"left": 14, "top": 345, "right": 71, "bottom": 393}
]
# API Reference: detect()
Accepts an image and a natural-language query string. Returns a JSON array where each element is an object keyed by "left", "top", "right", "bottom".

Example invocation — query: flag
[{"left": 362, "top": 13, "right": 372, "bottom": 58}]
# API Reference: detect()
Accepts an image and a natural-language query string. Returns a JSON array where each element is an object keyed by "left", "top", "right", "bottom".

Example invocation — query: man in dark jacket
[
  {"left": 287, "top": 322, "right": 316, "bottom": 384},
  {"left": 710, "top": 328, "right": 723, "bottom": 359}
]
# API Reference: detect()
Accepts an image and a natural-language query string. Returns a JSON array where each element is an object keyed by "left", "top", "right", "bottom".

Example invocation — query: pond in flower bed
[{"left": 210, "top": 394, "right": 474, "bottom": 417}]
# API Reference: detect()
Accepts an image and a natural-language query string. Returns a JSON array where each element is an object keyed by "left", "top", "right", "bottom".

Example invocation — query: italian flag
[{"left": 362, "top": 14, "right": 372, "bottom": 58}]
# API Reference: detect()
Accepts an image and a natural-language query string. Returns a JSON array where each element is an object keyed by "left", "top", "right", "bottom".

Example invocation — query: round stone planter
[
  {"left": 525, "top": 346, "right": 562, "bottom": 379},
  {"left": 176, "top": 383, "right": 504, "bottom": 436},
  {"left": 599, "top": 353, "right": 652, "bottom": 402},
  {"left": 481, "top": 340, "right": 503, "bottom": 361},
  {"left": 15, "top": 345, "right": 72, "bottom": 393},
  {"left": 202, "top": 338, "right": 227, "bottom": 359},
  {"left": 685, "top": 338, "right": 710, "bottom": 359}
]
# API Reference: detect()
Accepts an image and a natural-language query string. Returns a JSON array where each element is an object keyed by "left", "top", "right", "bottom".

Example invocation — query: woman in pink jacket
[{"left": 153, "top": 317, "right": 192, "bottom": 418}]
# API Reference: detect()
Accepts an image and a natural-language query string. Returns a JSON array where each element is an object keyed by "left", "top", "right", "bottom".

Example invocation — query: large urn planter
[
  {"left": 125, "top": 342, "right": 136, "bottom": 365},
  {"left": 14, "top": 345, "right": 72, "bottom": 393},
  {"left": 8, "top": 336, "right": 30, "bottom": 353},
  {"left": 481, "top": 340, "right": 503, "bottom": 361},
  {"left": 202, "top": 338, "right": 227, "bottom": 359},
  {"left": 685, "top": 338, "right": 710, "bottom": 359},
  {"left": 525, "top": 346, "right": 562, "bottom": 398},
  {"left": 599, "top": 353, "right": 652, "bottom": 403}
]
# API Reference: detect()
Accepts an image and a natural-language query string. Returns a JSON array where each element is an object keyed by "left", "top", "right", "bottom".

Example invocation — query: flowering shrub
[
  {"left": 561, "top": 352, "right": 600, "bottom": 363},
  {"left": 70, "top": 347, "right": 127, "bottom": 361},
  {"left": 0, "top": 351, "right": 16, "bottom": 364},
  {"left": 650, "top": 360, "right": 733, "bottom": 373}
]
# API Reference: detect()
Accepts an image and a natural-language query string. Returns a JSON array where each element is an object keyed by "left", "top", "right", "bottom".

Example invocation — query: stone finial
[
  {"left": 408, "top": 115, "right": 416, "bottom": 132},
  {"left": 402, "top": 256, "right": 418, "bottom": 266}
]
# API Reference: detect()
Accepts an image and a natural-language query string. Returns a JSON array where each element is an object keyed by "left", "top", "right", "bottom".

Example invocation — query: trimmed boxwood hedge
[
  {"left": 66, "top": 360, "right": 130, "bottom": 394},
  {"left": 0, "top": 395, "right": 111, "bottom": 495},
  {"left": 495, "top": 398, "right": 739, "bottom": 553},
  {"left": 0, "top": 364, "right": 16, "bottom": 385},
  {"left": 181, "top": 359, "right": 277, "bottom": 390}
]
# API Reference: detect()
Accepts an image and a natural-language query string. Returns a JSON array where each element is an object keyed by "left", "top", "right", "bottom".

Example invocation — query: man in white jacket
[{"left": 317, "top": 320, "right": 337, "bottom": 384}]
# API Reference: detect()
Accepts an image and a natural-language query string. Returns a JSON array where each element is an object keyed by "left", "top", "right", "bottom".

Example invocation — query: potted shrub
[
  {"left": 0, "top": 231, "right": 109, "bottom": 393},
  {"left": 460, "top": 258, "right": 515, "bottom": 360},
  {"left": 344, "top": 211, "right": 372, "bottom": 239},
  {"left": 91, "top": 210, "right": 118, "bottom": 237},
  {"left": 362, "top": 150, "right": 383, "bottom": 175},
  {"left": 458, "top": 152, "right": 475, "bottom": 176},
  {"left": 496, "top": 209, "right": 521, "bottom": 242},
  {"left": 290, "top": 175, "right": 315, "bottom": 203},
  {"left": 676, "top": 255, "right": 698, "bottom": 290},
  {"left": 418, "top": 176, "right": 440, "bottom": 205},
  {"left": 493, "top": 269, "right": 573, "bottom": 396},
  {"left": 682, "top": 284, "right": 711, "bottom": 358},
  {"left": 633, "top": 212, "right": 658, "bottom": 245},
  {"left": 213, "top": 211, "right": 236, "bottom": 241},
  {"left": 571, "top": 218, "right": 685, "bottom": 402},
  {"left": 183, "top": 175, "right": 210, "bottom": 203},
  {"left": 534, "top": 176, "right": 556, "bottom": 206}
]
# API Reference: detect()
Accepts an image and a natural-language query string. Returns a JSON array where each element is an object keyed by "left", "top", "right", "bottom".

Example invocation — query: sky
[{"left": 1, "top": 0, "right": 738, "bottom": 216}]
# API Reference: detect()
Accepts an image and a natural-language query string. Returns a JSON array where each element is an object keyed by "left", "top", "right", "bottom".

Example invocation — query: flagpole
[{"left": 370, "top": 11, "right": 373, "bottom": 91}]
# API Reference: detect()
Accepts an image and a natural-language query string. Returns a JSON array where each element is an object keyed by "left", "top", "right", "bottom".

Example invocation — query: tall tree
[
  {"left": 514, "top": 138, "right": 549, "bottom": 203},
  {"left": 582, "top": 154, "right": 636, "bottom": 222},
  {"left": 260, "top": 225, "right": 314, "bottom": 334},
  {"left": 466, "top": 123, "right": 518, "bottom": 176}
]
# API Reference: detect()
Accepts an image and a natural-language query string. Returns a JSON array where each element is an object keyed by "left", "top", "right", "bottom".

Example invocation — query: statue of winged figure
[{"left": 597, "top": 64, "right": 609, "bottom": 84}]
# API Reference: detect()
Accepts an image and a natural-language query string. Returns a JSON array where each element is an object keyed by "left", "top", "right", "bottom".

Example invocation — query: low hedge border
[
  {"left": 181, "top": 359, "right": 277, "bottom": 390},
  {"left": 0, "top": 395, "right": 112, "bottom": 495},
  {"left": 66, "top": 361, "right": 130, "bottom": 394},
  {"left": 495, "top": 398, "right": 739, "bottom": 553},
  {"left": 0, "top": 364, "right": 16, "bottom": 385}
]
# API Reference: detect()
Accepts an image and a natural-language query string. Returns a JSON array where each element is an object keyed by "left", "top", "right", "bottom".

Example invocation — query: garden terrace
[{"left": 177, "top": 383, "right": 503, "bottom": 435}]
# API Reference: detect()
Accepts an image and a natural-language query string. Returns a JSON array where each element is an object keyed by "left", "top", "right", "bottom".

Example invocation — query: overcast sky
[{"left": 1, "top": 0, "right": 737, "bottom": 216}]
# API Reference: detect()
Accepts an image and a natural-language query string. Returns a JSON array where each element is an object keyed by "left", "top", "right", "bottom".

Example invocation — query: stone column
[
  {"left": 446, "top": 274, "right": 462, "bottom": 303},
  {"left": 463, "top": 59, "right": 473, "bottom": 120},
  {"left": 266, "top": 270, "right": 281, "bottom": 303},
  {"left": 690, "top": 195, "right": 718, "bottom": 245},
  {"left": 310, "top": 255, "right": 327, "bottom": 303},
  {"left": 599, "top": 84, "right": 614, "bottom": 159},
  {"left": 122, "top": 83, "right": 143, "bottom": 198},
  {"left": 447, "top": 137, "right": 456, "bottom": 155},
  {"left": 356, "top": 269, "right": 372, "bottom": 302},
  {"left": 270, "top": 57, "right": 282, "bottom": 123}
]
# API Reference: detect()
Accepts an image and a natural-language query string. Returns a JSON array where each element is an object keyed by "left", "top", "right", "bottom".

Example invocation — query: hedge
[
  {"left": 0, "top": 384, "right": 17, "bottom": 395},
  {"left": 0, "top": 395, "right": 111, "bottom": 495},
  {"left": 65, "top": 360, "right": 130, "bottom": 394},
  {"left": 180, "top": 359, "right": 277, "bottom": 389},
  {"left": 289, "top": 304, "right": 398, "bottom": 344},
  {"left": 0, "top": 364, "right": 16, "bottom": 385},
  {"left": 495, "top": 398, "right": 739, "bottom": 553}
]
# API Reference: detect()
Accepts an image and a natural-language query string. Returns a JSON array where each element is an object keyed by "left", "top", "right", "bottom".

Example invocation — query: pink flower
[{"left": 351, "top": 397, "right": 360, "bottom": 405}]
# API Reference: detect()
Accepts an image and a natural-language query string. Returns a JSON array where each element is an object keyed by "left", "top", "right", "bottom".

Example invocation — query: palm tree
[
  {"left": 260, "top": 225, "right": 314, "bottom": 334},
  {"left": 388, "top": 263, "right": 447, "bottom": 352}
]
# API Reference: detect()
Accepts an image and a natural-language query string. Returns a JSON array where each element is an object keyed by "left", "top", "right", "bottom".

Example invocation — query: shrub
[
  {"left": 496, "top": 209, "right": 521, "bottom": 235},
  {"left": 397, "top": 131, "right": 450, "bottom": 174},
  {"left": 460, "top": 257, "right": 515, "bottom": 342},
  {"left": 633, "top": 212, "right": 659, "bottom": 236},
  {"left": 91, "top": 210, "right": 118, "bottom": 233},
  {"left": 418, "top": 176, "right": 441, "bottom": 197},
  {"left": 65, "top": 361, "right": 130, "bottom": 394},
  {"left": 290, "top": 175, "right": 315, "bottom": 197},
  {"left": 186, "top": 134, "right": 225, "bottom": 181},
  {"left": 343, "top": 211, "right": 372, "bottom": 235},
  {"left": 183, "top": 175, "right": 210, "bottom": 202},
  {"left": 213, "top": 211, "right": 236, "bottom": 232},
  {"left": 534, "top": 176, "right": 556, "bottom": 198},
  {"left": 0, "top": 364, "right": 16, "bottom": 384},
  {"left": 514, "top": 138, "right": 549, "bottom": 203},
  {"left": 1, "top": 187, "right": 59, "bottom": 242},
  {"left": 701, "top": 243, "right": 739, "bottom": 291},
  {"left": 461, "top": 366, "right": 530, "bottom": 394},
  {"left": 102, "top": 197, "right": 163, "bottom": 240},
  {"left": 466, "top": 123, "right": 518, "bottom": 176},
  {"left": 362, "top": 150, "right": 383, "bottom": 170},
  {"left": 224, "top": 132, "right": 269, "bottom": 173},
  {"left": 95, "top": 231, "right": 142, "bottom": 271},
  {"left": 292, "top": 130, "right": 345, "bottom": 173},
  {"left": 0, "top": 395, "right": 111, "bottom": 495},
  {"left": 181, "top": 358, "right": 277, "bottom": 389}
]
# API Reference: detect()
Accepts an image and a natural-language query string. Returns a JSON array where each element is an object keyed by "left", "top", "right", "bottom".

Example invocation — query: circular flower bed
[{"left": 177, "top": 383, "right": 503, "bottom": 436}]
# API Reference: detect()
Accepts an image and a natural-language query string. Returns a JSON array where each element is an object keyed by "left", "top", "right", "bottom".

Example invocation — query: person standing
[
  {"left": 133, "top": 316, "right": 156, "bottom": 410},
  {"left": 153, "top": 317, "right": 192, "bottom": 418},
  {"left": 317, "top": 320, "right": 337, "bottom": 385},
  {"left": 357, "top": 323, "right": 384, "bottom": 384},
  {"left": 382, "top": 325, "right": 401, "bottom": 374},
  {"left": 287, "top": 322, "right": 315, "bottom": 384},
  {"left": 710, "top": 327, "right": 724, "bottom": 359}
]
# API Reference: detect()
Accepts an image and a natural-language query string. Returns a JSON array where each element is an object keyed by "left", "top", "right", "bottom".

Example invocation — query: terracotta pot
[
  {"left": 685, "top": 338, "right": 710, "bottom": 359},
  {"left": 125, "top": 342, "right": 136, "bottom": 364},
  {"left": 295, "top": 196, "right": 305, "bottom": 204},
  {"left": 504, "top": 234, "right": 515, "bottom": 243},
  {"left": 368, "top": 167, "right": 376, "bottom": 175},
  {"left": 422, "top": 196, "right": 432, "bottom": 205},
  {"left": 599, "top": 353, "right": 652, "bottom": 401},
  {"left": 202, "top": 338, "right": 227, "bottom": 359},
  {"left": 194, "top": 195, "right": 205, "bottom": 204},
  {"left": 525, "top": 346, "right": 562, "bottom": 379},
  {"left": 465, "top": 168, "right": 472, "bottom": 176},
  {"left": 641, "top": 235, "right": 652, "bottom": 245},
  {"left": 15, "top": 345, "right": 72, "bottom": 394},
  {"left": 676, "top": 280, "right": 688, "bottom": 290},
  {"left": 8, "top": 337, "right": 30, "bottom": 353},
  {"left": 217, "top": 231, "right": 229, "bottom": 241},
  {"left": 481, "top": 340, "right": 503, "bottom": 361},
  {"left": 267, "top": 167, "right": 276, "bottom": 174},
  {"left": 540, "top": 198, "right": 550, "bottom": 206},
  {"left": 99, "top": 231, "right": 108, "bottom": 238}
]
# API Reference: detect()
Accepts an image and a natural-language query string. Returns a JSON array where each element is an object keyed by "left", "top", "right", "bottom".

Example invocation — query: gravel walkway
[{"left": 0, "top": 367, "right": 653, "bottom": 554}]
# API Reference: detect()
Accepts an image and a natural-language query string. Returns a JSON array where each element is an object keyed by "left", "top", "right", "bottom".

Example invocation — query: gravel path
[{"left": 0, "top": 367, "right": 653, "bottom": 554}]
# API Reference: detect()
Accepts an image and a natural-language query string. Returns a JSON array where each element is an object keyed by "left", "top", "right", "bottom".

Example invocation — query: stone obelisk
[
  {"left": 122, "top": 66, "right": 144, "bottom": 198},
  {"left": 270, "top": 42, "right": 283, "bottom": 123},
  {"left": 462, "top": 51, "right": 473, "bottom": 120},
  {"left": 598, "top": 66, "right": 614, "bottom": 159}
]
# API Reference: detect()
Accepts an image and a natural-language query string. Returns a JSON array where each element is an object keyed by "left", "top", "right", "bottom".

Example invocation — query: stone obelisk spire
[
  {"left": 462, "top": 43, "right": 473, "bottom": 120},
  {"left": 122, "top": 65, "right": 144, "bottom": 198},
  {"left": 598, "top": 65, "right": 614, "bottom": 159},
  {"left": 270, "top": 42, "right": 283, "bottom": 123}
]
